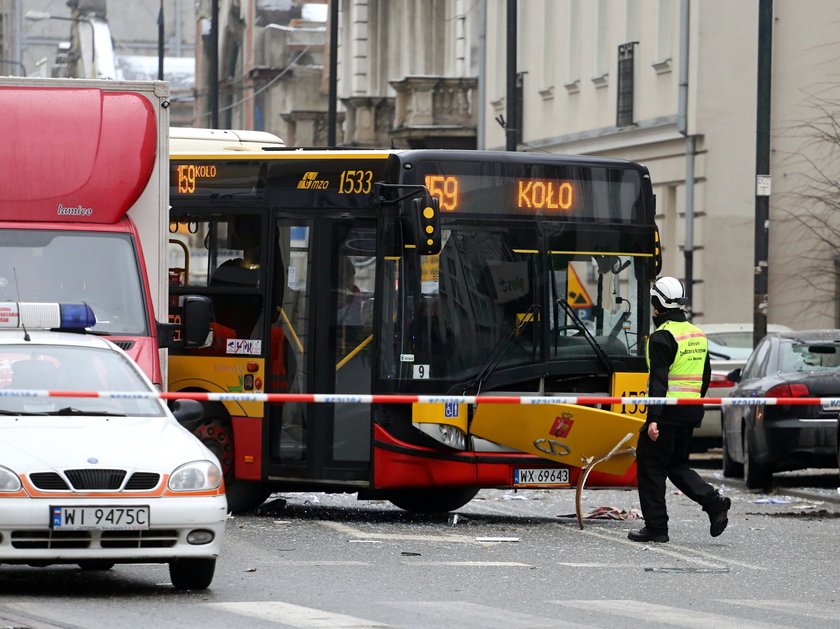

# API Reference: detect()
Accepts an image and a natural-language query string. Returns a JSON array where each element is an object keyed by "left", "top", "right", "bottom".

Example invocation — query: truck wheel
[
  {"left": 743, "top": 427, "right": 772, "bottom": 490},
  {"left": 193, "top": 415, "right": 271, "bottom": 513},
  {"left": 169, "top": 558, "right": 215, "bottom": 591},
  {"left": 721, "top": 419, "right": 743, "bottom": 478},
  {"left": 387, "top": 488, "right": 480, "bottom": 513}
]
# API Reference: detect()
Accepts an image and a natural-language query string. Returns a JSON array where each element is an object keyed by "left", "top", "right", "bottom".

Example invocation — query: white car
[
  {"left": 0, "top": 303, "right": 226, "bottom": 590},
  {"left": 694, "top": 322, "right": 793, "bottom": 449}
]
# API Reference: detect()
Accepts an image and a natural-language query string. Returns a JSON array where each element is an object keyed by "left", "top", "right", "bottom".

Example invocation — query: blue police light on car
[{"left": 0, "top": 302, "right": 96, "bottom": 330}]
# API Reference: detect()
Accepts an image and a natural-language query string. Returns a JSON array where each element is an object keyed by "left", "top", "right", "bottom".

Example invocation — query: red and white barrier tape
[{"left": 0, "top": 389, "right": 839, "bottom": 407}]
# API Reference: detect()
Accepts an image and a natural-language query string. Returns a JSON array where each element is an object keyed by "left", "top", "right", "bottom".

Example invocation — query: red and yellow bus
[{"left": 168, "top": 133, "right": 661, "bottom": 513}]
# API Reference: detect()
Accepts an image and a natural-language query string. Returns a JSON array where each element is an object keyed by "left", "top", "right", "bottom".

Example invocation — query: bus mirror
[
  {"left": 411, "top": 192, "right": 441, "bottom": 255},
  {"left": 649, "top": 227, "right": 662, "bottom": 277},
  {"left": 180, "top": 295, "right": 213, "bottom": 348}
]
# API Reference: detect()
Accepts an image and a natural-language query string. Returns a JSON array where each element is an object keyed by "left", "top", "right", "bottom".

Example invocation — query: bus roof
[
  {"left": 170, "top": 128, "right": 286, "bottom": 153},
  {"left": 0, "top": 84, "right": 158, "bottom": 224}
]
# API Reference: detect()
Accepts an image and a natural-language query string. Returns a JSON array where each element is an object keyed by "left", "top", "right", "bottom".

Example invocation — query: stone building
[{"left": 482, "top": 0, "right": 839, "bottom": 329}]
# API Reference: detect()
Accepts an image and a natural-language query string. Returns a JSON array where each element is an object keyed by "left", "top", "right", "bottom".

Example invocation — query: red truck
[{"left": 0, "top": 77, "right": 206, "bottom": 385}]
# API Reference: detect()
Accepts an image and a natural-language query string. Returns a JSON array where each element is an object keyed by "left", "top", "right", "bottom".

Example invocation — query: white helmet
[{"left": 651, "top": 276, "right": 687, "bottom": 310}]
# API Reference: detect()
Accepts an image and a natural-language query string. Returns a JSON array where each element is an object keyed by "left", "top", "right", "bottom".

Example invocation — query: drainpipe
[
  {"left": 477, "top": 0, "right": 486, "bottom": 149},
  {"left": 753, "top": 0, "right": 773, "bottom": 347},
  {"left": 678, "top": 0, "right": 695, "bottom": 319}
]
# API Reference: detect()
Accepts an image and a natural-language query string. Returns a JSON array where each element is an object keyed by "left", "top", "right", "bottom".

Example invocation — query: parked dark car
[{"left": 722, "top": 329, "right": 840, "bottom": 489}]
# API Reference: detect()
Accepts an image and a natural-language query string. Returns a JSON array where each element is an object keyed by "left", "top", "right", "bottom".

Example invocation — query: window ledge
[
  {"left": 652, "top": 58, "right": 672, "bottom": 74},
  {"left": 538, "top": 85, "right": 554, "bottom": 100},
  {"left": 591, "top": 73, "right": 608, "bottom": 89},
  {"left": 563, "top": 79, "right": 580, "bottom": 95}
]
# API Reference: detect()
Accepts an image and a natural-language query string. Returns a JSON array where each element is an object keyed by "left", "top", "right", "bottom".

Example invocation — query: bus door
[{"left": 267, "top": 217, "right": 376, "bottom": 484}]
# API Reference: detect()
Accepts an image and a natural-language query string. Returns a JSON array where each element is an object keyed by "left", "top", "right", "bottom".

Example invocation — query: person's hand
[{"left": 647, "top": 421, "right": 659, "bottom": 442}]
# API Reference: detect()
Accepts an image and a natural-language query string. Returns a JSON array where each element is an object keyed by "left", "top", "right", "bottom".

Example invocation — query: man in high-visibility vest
[{"left": 628, "top": 276, "right": 731, "bottom": 544}]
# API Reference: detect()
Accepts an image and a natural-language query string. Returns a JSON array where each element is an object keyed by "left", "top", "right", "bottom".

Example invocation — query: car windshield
[
  {"left": 707, "top": 331, "right": 754, "bottom": 362},
  {"left": 0, "top": 344, "right": 164, "bottom": 416},
  {"left": 779, "top": 341, "right": 840, "bottom": 373}
]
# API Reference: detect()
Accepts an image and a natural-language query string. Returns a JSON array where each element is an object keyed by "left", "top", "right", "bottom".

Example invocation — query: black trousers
[{"left": 635, "top": 422, "right": 718, "bottom": 532}]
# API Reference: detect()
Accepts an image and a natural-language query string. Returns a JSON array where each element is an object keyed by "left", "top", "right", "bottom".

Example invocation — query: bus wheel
[
  {"left": 193, "top": 416, "right": 270, "bottom": 514},
  {"left": 386, "top": 488, "right": 480, "bottom": 514}
]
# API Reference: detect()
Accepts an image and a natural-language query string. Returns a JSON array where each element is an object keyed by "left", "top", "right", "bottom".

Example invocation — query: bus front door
[{"left": 267, "top": 218, "right": 376, "bottom": 486}]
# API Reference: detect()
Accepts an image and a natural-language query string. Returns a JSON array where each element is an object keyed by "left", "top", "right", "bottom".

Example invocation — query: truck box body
[{"left": 0, "top": 77, "right": 169, "bottom": 386}]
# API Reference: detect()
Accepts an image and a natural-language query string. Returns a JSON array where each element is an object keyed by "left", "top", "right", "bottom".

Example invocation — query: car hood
[{"left": 0, "top": 416, "right": 213, "bottom": 473}]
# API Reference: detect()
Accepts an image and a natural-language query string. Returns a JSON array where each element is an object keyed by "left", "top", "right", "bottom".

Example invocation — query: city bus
[{"left": 168, "top": 134, "right": 661, "bottom": 513}]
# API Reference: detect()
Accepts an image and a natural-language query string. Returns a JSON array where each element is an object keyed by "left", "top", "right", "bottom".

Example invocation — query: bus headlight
[{"left": 168, "top": 460, "right": 222, "bottom": 492}]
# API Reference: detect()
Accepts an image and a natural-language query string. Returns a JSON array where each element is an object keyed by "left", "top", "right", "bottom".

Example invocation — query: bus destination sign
[
  {"left": 171, "top": 157, "right": 390, "bottom": 210},
  {"left": 413, "top": 160, "right": 643, "bottom": 221},
  {"left": 425, "top": 175, "right": 576, "bottom": 213}
]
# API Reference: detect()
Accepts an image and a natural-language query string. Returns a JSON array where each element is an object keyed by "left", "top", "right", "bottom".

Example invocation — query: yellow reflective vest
[{"left": 646, "top": 319, "right": 708, "bottom": 399}]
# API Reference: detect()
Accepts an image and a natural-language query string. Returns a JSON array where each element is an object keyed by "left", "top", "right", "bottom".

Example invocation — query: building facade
[
  {"left": 192, "top": 0, "right": 840, "bottom": 328},
  {"left": 4, "top": 0, "right": 837, "bottom": 328},
  {"left": 488, "top": 0, "right": 838, "bottom": 329}
]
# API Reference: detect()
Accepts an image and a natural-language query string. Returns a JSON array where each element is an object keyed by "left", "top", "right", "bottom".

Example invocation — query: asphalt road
[{"left": 1, "top": 453, "right": 839, "bottom": 628}]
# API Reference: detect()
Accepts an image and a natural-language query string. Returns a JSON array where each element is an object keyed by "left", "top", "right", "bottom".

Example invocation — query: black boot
[
  {"left": 704, "top": 494, "right": 731, "bottom": 537},
  {"left": 627, "top": 527, "right": 669, "bottom": 543}
]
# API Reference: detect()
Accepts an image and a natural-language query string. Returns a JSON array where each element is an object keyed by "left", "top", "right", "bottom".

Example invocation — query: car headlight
[
  {"left": 0, "top": 466, "right": 22, "bottom": 492},
  {"left": 168, "top": 460, "right": 222, "bottom": 492}
]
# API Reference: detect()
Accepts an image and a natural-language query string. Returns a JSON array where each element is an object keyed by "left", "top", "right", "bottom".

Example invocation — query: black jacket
[{"left": 647, "top": 309, "right": 711, "bottom": 428}]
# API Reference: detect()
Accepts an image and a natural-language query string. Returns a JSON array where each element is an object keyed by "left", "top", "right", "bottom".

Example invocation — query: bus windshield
[
  {"left": 380, "top": 221, "right": 645, "bottom": 386},
  {"left": 0, "top": 230, "right": 149, "bottom": 335}
]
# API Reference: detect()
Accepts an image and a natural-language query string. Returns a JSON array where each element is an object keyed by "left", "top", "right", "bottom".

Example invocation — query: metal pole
[
  {"left": 327, "top": 0, "right": 339, "bottom": 147},
  {"left": 477, "top": 0, "right": 487, "bottom": 149},
  {"left": 505, "top": 0, "right": 517, "bottom": 152},
  {"left": 158, "top": 0, "right": 165, "bottom": 81},
  {"left": 210, "top": 0, "right": 220, "bottom": 128},
  {"left": 678, "top": 0, "right": 695, "bottom": 318},
  {"left": 753, "top": 0, "right": 773, "bottom": 347}
]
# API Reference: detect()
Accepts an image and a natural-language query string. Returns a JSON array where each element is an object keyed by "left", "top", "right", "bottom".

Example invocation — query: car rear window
[{"left": 780, "top": 341, "right": 840, "bottom": 373}]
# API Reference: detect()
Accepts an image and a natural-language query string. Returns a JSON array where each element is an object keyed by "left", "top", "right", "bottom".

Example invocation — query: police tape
[{"left": 0, "top": 389, "right": 839, "bottom": 407}]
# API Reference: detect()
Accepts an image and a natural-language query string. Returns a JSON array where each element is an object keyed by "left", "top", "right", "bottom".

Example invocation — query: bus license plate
[
  {"left": 513, "top": 468, "right": 570, "bottom": 487},
  {"left": 50, "top": 505, "right": 150, "bottom": 530}
]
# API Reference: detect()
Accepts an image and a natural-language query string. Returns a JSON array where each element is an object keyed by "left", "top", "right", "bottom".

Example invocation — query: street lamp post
[{"left": 24, "top": 10, "right": 96, "bottom": 79}]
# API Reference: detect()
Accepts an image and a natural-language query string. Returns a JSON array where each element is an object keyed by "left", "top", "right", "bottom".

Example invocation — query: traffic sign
[{"left": 567, "top": 265, "right": 593, "bottom": 308}]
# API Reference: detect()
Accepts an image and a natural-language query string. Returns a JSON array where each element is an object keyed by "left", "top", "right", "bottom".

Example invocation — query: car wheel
[
  {"left": 721, "top": 418, "right": 743, "bottom": 478},
  {"left": 78, "top": 561, "right": 115, "bottom": 571},
  {"left": 169, "top": 557, "right": 216, "bottom": 591},
  {"left": 194, "top": 414, "right": 271, "bottom": 514},
  {"left": 743, "top": 426, "right": 772, "bottom": 490},
  {"left": 386, "top": 487, "right": 480, "bottom": 513}
]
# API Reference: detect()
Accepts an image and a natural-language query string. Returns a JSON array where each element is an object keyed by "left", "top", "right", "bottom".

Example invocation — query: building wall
[
  {"left": 485, "top": 0, "right": 838, "bottom": 329},
  {"left": 19, "top": 0, "right": 193, "bottom": 79},
  {"left": 767, "top": 1, "right": 840, "bottom": 328}
]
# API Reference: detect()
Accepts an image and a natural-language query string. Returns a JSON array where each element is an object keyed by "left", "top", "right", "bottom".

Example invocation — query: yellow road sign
[{"left": 567, "top": 265, "right": 593, "bottom": 308}]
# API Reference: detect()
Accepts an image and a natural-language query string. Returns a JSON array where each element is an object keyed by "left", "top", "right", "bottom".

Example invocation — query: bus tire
[
  {"left": 193, "top": 411, "right": 270, "bottom": 514},
  {"left": 386, "top": 487, "right": 480, "bottom": 514}
]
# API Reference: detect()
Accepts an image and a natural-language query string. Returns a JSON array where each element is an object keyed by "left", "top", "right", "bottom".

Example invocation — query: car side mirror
[
  {"left": 170, "top": 398, "right": 204, "bottom": 424},
  {"left": 727, "top": 368, "right": 742, "bottom": 383}
]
